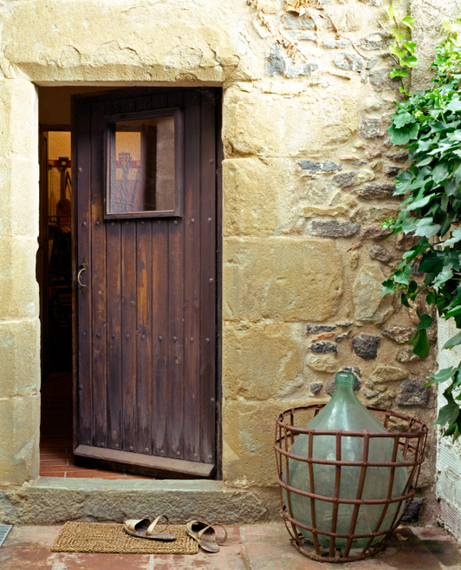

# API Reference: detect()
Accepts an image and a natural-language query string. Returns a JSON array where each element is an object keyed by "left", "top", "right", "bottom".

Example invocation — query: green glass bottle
[{"left": 284, "top": 371, "right": 407, "bottom": 549}]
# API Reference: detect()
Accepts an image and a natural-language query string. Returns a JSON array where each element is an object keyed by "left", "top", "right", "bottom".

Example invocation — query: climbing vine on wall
[{"left": 382, "top": 29, "right": 461, "bottom": 439}]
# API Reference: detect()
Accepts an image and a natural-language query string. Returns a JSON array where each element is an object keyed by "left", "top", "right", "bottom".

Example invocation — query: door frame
[{"left": 71, "top": 86, "right": 223, "bottom": 479}]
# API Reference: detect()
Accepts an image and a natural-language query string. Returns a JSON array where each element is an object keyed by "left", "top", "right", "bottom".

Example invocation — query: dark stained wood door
[{"left": 71, "top": 88, "right": 220, "bottom": 478}]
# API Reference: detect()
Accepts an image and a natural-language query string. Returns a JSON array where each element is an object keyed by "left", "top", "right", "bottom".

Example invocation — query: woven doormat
[{"left": 51, "top": 522, "right": 198, "bottom": 555}]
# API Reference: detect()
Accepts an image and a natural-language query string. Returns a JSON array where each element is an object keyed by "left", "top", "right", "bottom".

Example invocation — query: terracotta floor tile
[
  {"left": 241, "top": 523, "right": 287, "bottom": 542},
  {"left": 4, "top": 526, "right": 62, "bottom": 549},
  {"left": 0, "top": 547, "right": 57, "bottom": 569},
  {"left": 154, "top": 545, "right": 247, "bottom": 569},
  {"left": 244, "top": 541, "right": 334, "bottom": 570},
  {"left": 53, "top": 552, "right": 151, "bottom": 569}
]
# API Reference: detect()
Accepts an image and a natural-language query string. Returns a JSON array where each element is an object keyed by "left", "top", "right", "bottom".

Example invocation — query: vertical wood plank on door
[
  {"left": 90, "top": 101, "right": 108, "bottom": 449},
  {"left": 200, "top": 89, "right": 217, "bottom": 466},
  {"left": 121, "top": 220, "right": 137, "bottom": 452},
  {"left": 152, "top": 220, "right": 168, "bottom": 458},
  {"left": 183, "top": 90, "right": 202, "bottom": 463},
  {"left": 106, "top": 220, "right": 122, "bottom": 450},
  {"left": 166, "top": 90, "right": 185, "bottom": 460},
  {"left": 150, "top": 91, "right": 169, "bottom": 458},
  {"left": 136, "top": 220, "right": 153, "bottom": 454},
  {"left": 75, "top": 100, "right": 93, "bottom": 447}
]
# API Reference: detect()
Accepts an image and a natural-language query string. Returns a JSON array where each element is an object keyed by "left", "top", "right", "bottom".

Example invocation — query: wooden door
[{"left": 72, "top": 88, "right": 220, "bottom": 478}]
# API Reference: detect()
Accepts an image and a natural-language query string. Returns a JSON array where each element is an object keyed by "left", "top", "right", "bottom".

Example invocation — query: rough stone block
[
  {"left": 370, "top": 365, "right": 408, "bottom": 384},
  {"left": 382, "top": 326, "right": 415, "bottom": 344},
  {"left": 0, "top": 158, "right": 39, "bottom": 238},
  {"left": 353, "top": 206, "right": 398, "bottom": 227},
  {"left": 353, "top": 264, "right": 394, "bottom": 325},
  {"left": 223, "top": 85, "right": 359, "bottom": 157},
  {"left": 0, "top": 319, "right": 40, "bottom": 398},
  {"left": 369, "top": 244, "right": 392, "bottom": 262},
  {"left": 309, "top": 220, "right": 360, "bottom": 237},
  {"left": 222, "top": 398, "right": 322, "bottom": 487},
  {"left": 0, "top": 395, "right": 39, "bottom": 485},
  {"left": 305, "top": 352, "right": 338, "bottom": 373},
  {"left": 0, "top": 237, "right": 39, "bottom": 321},
  {"left": 222, "top": 322, "right": 303, "bottom": 400},
  {"left": 223, "top": 237, "right": 343, "bottom": 322},
  {"left": 397, "top": 378, "right": 429, "bottom": 406},
  {"left": 354, "top": 182, "right": 396, "bottom": 200},
  {"left": 0, "top": 80, "right": 38, "bottom": 160},
  {"left": 352, "top": 334, "right": 381, "bottom": 360},
  {"left": 223, "top": 158, "right": 293, "bottom": 236}
]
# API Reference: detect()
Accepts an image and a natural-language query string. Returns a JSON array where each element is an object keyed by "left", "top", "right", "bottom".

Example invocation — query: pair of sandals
[{"left": 123, "top": 515, "right": 227, "bottom": 553}]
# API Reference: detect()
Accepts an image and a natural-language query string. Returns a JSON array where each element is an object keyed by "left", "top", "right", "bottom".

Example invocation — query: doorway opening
[{"left": 38, "top": 86, "right": 222, "bottom": 480}]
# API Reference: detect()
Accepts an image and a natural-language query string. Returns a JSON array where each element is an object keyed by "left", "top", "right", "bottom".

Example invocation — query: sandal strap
[
  {"left": 147, "top": 514, "right": 170, "bottom": 536},
  {"left": 213, "top": 524, "right": 228, "bottom": 545},
  {"left": 196, "top": 523, "right": 227, "bottom": 545}
]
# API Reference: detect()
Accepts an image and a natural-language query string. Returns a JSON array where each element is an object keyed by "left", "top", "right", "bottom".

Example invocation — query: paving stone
[
  {"left": 0, "top": 547, "right": 57, "bottom": 569},
  {"left": 154, "top": 546, "right": 247, "bottom": 570},
  {"left": 54, "top": 553, "right": 151, "bottom": 569}
]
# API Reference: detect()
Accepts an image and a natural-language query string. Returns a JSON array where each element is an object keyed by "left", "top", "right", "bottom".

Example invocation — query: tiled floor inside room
[
  {"left": 0, "top": 523, "right": 460, "bottom": 569},
  {"left": 40, "top": 373, "right": 152, "bottom": 480}
]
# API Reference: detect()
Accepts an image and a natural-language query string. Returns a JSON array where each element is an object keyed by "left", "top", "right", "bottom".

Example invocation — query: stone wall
[{"left": 0, "top": 0, "right": 445, "bottom": 522}]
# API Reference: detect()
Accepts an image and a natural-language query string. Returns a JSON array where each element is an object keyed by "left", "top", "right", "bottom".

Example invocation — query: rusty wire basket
[{"left": 274, "top": 404, "right": 428, "bottom": 563}]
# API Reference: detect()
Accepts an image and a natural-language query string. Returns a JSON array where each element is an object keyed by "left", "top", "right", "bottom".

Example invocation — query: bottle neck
[{"left": 330, "top": 380, "right": 356, "bottom": 402}]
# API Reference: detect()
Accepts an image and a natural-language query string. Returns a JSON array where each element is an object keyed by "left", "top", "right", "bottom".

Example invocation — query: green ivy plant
[
  {"left": 386, "top": 1, "right": 417, "bottom": 97},
  {"left": 382, "top": 30, "right": 461, "bottom": 439}
]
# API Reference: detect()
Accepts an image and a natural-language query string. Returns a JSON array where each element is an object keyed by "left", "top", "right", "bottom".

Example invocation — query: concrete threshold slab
[{"left": 0, "top": 477, "right": 279, "bottom": 525}]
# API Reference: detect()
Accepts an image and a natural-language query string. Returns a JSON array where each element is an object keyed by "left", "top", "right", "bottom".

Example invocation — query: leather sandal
[
  {"left": 185, "top": 520, "right": 227, "bottom": 553},
  {"left": 123, "top": 515, "right": 176, "bottom": 541}
]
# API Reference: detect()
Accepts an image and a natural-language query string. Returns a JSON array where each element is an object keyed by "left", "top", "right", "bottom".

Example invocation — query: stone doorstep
[{"left": 0, "top": 478, "right": 280, "bottom": 526}]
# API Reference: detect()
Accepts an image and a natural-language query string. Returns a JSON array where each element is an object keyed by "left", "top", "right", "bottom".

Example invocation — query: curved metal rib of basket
[{"left": 274, "top": 405, "right": 428, "bottom": 563}]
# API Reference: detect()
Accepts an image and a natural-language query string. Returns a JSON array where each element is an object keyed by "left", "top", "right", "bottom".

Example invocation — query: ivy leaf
[
  {"left": 444, "top": 226, "right": 461, "bottom": 246},
  {"left": 393, "top": 264, "right": 412, "bottom": 285},
  {"left": 432, "top": 263, "right": 453, "bottom": 288},
  {"left": 390, "top": 69, "right": 409, "bottom": 79},
  {"left": 409, "top": 329, "right": 431, "bottom": 358},
  {"left": 416, "top": 314, "right": 433, "bottom": 330},
  {"left": 434, "top": 401, "right": 460, "bottom": 427},
  {"left": 382, "top": 279, "right": 396, "bottom": 296},
  {"left": 443, "top": 331, "right": 461, "bottom": 349},
  {"left": 393, "top": 111, "right": 416, "bottom": 128},
  {"left": 447, "top": 99, "right": 461, "bottom": 112},
  {"left": 426, "top": 366, "right": 456, "bottom": 385},
  {"left": 413, "top": 218, "right": 442, "bottom": 238},
  {"left": 446, "top": 305, "right": 461, "bottom": 317},
  {"left": 432, "top": 162, "right": 450, "bottom": 184},
  {"left": 388, "top": 122, "right": 419, "bottom": 145}
]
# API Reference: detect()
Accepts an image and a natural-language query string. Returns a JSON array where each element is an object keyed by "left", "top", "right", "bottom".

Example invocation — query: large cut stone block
[
  {"left": 223, "top": 322, "right": 303, "bottom": 400},
  {"left": 0, "top": 394, "right": 39, "bottom": 485},
  {"left": 0, "top": 158, "right": 39, "bottom": 238},
  {"left": 0, "top": 80, "right": 38, "bottom": 160},
  {"left": 2, "top": 2, "right": 257, "bottom": 83},
  {"left": 223, "top": 158, "right": 294, "bottom": 236},
  {"left": 0, "top": 319, "right": 40, "bottom": 398},
  {"left": 223, "top": 397, "right": 328, "bottom": 487},
  {"left": 0, "top": 237, "right": 39, "bottom": 321},
  {"left": 223, "top": 85, "right": 359, "bottom": 157},
  {"left": 223, "top": 237, "right": 343, "bottom": 322}
]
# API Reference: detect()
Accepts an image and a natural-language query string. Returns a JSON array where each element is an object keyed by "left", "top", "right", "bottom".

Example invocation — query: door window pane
[{"left": 106, "top": 113, "right": 180, "bottom": 217}]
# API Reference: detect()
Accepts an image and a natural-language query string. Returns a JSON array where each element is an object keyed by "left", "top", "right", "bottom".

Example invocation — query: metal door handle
[{"left": 77, "top": 257, "right": 89, "bottom": 298}]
